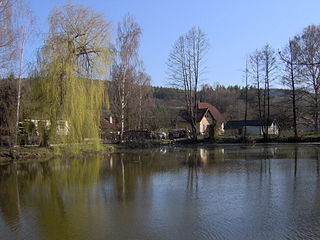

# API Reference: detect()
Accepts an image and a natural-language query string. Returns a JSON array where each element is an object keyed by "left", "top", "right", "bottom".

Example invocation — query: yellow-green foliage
[{"left": 30, "top": 3, "right": 112, "bottom": 153}]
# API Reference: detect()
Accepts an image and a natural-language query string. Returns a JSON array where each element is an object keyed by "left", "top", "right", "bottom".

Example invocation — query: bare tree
[
  {"left": 279, "top": 39, "right": 302, "bottom": 138},
  {"left": 167, "top": 27, "right": 209, "bottom": 139},
  {"left": 0, "top": 0, "right": 14, "bottom": 74},
  {"left": 249, "top": 50, "right": 263, "bottom": 129},
  {"left": 136, "top": 71, "right": 152, "bottom": 129},
  {"left": 13, "top": 0, "right": 36, "bottom": 146},
  {"left": 294, "top": 25, "right": 320, "bottom": 132},
  {"left": 244, "top": 59, "right": 249, "bottom": 139},
  {"left": 111, "top": 14, "right": 141, "bottom": 141},
  {"left": 249, "top": 45, "right": 277, "bottom": 141},
  {"left": 261, "top": 44, "right": 277, "bottom": 140}
]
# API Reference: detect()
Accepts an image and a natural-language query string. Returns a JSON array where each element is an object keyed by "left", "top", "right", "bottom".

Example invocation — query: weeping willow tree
[{"left": 31, "top": 3, "right": 112, "bottom": 152}]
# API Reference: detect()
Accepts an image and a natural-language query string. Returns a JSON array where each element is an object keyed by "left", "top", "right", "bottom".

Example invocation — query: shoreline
[
  {"left": 0, "top": 144, "right": 116, "bottom": 164},
  {"left": 1, "top": 136, "right": 320, "bottom": 163}
]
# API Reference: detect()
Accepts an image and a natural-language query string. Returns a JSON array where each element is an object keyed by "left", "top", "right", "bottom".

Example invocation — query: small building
[
  {"left": 224, "top": 120, "right": 279, "bottom": 136},
  {"left": 177, "top": 102, "right": 226, "bottom": 135},
  {"left": 197, "top": 102, "right": 226, "bottom": 135},
  {"left": 22, "top": 119, "right": 70, "bottom": 136},
  {"left": 100, "top": 115, "right": 117, "bottom": 141}
]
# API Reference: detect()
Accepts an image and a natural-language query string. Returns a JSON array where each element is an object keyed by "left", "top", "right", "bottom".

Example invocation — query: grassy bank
[{"left": 0, "top": 144, "right": 116, "bottom": 163}]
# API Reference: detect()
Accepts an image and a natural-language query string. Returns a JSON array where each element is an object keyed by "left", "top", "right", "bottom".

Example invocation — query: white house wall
[
  {"left": 246, "top": 126, "right": 261, "bottom": 135},
  {"left": 199, "top": 114, "right": 213, "bottom": 134},
  {"left": 268, "top": 123, "right": 279, "bottom": 135}
]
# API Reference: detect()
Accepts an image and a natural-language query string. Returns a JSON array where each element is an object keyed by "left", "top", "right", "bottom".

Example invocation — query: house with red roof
[
  {"left": 197, "top": 102, "right": 226, "bottom": 135},
  {"left": 177, "top": 102, "right": 226, "bottom": 135}
]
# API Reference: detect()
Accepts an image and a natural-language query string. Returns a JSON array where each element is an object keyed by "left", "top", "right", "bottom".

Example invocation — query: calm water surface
[{"left": 1, "top": 144, "right": 320, "bottom": 240}]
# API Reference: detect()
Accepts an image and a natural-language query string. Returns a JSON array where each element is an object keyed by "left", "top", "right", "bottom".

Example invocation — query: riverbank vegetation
[{"left": 0, "top": 144, "right": 116, "bottom": 163}]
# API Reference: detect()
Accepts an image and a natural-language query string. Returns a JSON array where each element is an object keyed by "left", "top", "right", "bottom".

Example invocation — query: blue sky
[{"left": 27, "top": 0, "right": 320, "bottom": 87}]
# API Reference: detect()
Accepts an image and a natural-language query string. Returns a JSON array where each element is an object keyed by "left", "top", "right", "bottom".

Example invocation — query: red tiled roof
[{"left": 197, "top": 102, "right": 226, "bottom": 123}]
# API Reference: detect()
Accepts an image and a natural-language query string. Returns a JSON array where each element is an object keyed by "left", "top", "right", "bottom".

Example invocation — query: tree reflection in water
[{"left": 186, "top": 150, "right": 199, "bottom": 195}]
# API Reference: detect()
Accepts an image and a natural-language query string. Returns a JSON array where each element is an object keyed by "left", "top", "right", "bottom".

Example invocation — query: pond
[{"left": 1, "top": 143, "right": 320, "bottom": 240}]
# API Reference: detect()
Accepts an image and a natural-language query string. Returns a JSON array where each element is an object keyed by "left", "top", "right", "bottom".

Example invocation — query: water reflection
[
  {"left": 185, "top": 150, "right": 199, "bottom": 195},
  {"left": 1, "top": 144, "right": 320, "bottom": 239}
]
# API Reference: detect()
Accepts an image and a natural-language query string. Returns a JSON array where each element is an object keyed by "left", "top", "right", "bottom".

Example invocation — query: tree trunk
[
  {"left": 120, "top": 66, "right": 128, "bottom": 142},
  {"left": 244, "top": 62, "right": 248, "bottom": 140},
  {"left": 290, "top": 60, "right": 298, "bottom": 138},
  {"left": 15, "top": 38, "right": 26, "bottom": 147},
  {"left": 315, "top": 94, "right": 319, "bottom": 133},
  {"left": 120, "top": 85, "right": 125, "bottom": 142},
  {"left": 138, "top": 87, "right": 142, "bottom": 129}
]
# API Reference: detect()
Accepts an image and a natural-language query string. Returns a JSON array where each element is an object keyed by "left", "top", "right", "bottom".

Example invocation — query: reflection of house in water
[
  {"left": 215, "top": 148, "right": 226, "bottom": 163},
  {"left": 160, "top": 148, "right": 167, "bottom": 154},
  {"left": 220, "top": 145, "right": 281, "bottom": 161},
  {"left": 184, "top": 147, "right": 226, "bottom": 168},
  {"left": 199, "top": 148, "right": 208, "bottom": 165}
]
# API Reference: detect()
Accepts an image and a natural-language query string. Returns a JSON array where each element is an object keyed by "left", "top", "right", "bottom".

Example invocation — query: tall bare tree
[
  {"left": 0, "top": 0, "right": 14, "bottom": 74},
  {"left": 261, "top": 44, "right": 277, "bottom": 140},
  {"left": 249, "top": 45, "right": 277, "bottom": 140},
  {"left": 294, "top": 25, "right": 320, "bottom": 132},
  {"left": 167, "top": 27, "right": 209, "bottom": 139},
  {"left": 13, "top": 0, "right": 36, "bottom": 146},
  {"left": 244, "top": 59, "right": 249, "bottom": 139},
  {"left": 249, "top": 50, "right": 263, "bottom": 128},
  {"left": 111, "top": 14, "right": 141, "bottom": 141},
  {"left": 136, "top": 71, "right": 152, "bottom": 129},
  {"left": 279, "top": 39, "right": 302, "bottom": 138}
]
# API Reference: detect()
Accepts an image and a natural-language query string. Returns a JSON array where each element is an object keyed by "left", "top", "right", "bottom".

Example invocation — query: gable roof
[
  {"left": 196, "top": 108, "right": 213, "bottom": 122},
  {"left": 197, "top": 102, "right": 226, "bottom": 123},
  {"left": 178, "top": 102, "right": 225, "bottom": 124},
  {"left": 225, "top": 120, "right": 277, "bottom": 129}
]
